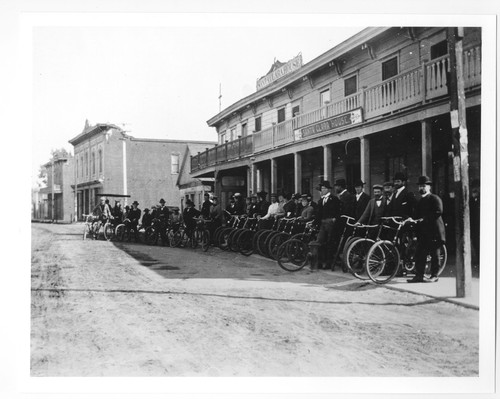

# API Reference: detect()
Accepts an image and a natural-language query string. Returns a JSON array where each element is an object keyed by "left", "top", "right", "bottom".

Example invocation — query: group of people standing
[{"left": 312, "top": 173, "right": 447, "bottom": 283}]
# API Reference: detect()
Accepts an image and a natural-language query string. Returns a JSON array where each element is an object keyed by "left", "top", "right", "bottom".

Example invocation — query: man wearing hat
[
  {"left": 127, "top": 200, "right": 142, "bottom": 241},
  {"left": 256, "top": 191, "right": 270, "bottom": 217},
  {"left": 248, "top": 194, "right": 259, "bottom": 217},
  {"left": 390, "top": 172, "right": 416, "bottom": 218},
  {"left": 406, "top": 176, "right": 446, "bottom": 283},
  {"left": 357, "top": 184, "right": 387, "bottom": 226},
  {"left": 157, "top": 198, "right": 170, "bottom": 244},
  {"left": 141, "top": 208, "right": 152, "bottom": 229},
  {"left": 382, "top": 181, "right": 395, "bottom": 216},
  {"left": 259, "top": 193, "right": 285, "bottom": 230},
  {"left": 209, "top": 196, "right": 223, "bottom": 226},
  {"left": 233, "top": 192, "right": 246, "bottom": 215},
  {"left": 200, "top": 193, "right": 213, "bottom": 219},
  {"left": 226, "top": 195, "right": 237, "bottom": 215},
  {"left": 293, "top": 193, "right": 303, "bottom": 217},
  {"left": 354, "top": 179, "right": 371, "bottom": 220},
  {"left": 334, "top": 178, "right": 356, "bottom": 218},
  {"left": 183, "top": 199, "right": 201, "bottom": 237},
  {"left": 314, "top": 180, "right": 342, "bottom": 270}
]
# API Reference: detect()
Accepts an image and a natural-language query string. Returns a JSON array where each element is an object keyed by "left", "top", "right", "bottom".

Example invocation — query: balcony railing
[{"left": 191, "top": 45, "right": 481, "bottom": 173}]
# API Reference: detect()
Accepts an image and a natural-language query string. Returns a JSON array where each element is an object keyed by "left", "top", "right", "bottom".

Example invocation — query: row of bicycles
[
  {"left": 210, "top": 213, "right": 447, "bottom": 285},
  {"left": 82, "top": 214, "right": 211, "bottom": 251},
  {"left": 82, "top": 211, "right": 447, "bottom": 285}
]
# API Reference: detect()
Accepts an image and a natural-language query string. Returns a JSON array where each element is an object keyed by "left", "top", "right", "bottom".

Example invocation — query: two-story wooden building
[
  {"left": 191, "top": 26, "right": 481, "bottom": 245},
  {"left": 69, "top": 121, "right": 216, "bottom": 220}
]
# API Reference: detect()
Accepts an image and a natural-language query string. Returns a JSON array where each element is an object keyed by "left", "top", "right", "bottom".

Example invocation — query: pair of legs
[{"left": 414, "top": 239, "right": 444, "bottom": 280}]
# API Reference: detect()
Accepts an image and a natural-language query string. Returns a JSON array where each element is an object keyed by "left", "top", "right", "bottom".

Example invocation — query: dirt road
[{"left": 31, "top": 223, "right": 479, "bottom": 377}]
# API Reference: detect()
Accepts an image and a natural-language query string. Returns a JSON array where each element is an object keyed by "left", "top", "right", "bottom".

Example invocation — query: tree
[{"left": 38, "top": 148, "right": 71, "bottom": 187}]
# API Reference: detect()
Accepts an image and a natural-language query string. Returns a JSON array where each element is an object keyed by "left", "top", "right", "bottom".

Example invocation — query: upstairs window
[
  {"left": 85, "top": 153, "right": 89, "bottom": 176},
  {"left": 171, "top": 153, "right": 179, "bottom": 174},
  {"left": 76, "top": 159, "right": 79, "bottom": 178},
  {"left": 92, "top": 152, "right": 96, "bottom": 175},
  {"left": 230, "top": 127, "right": 236, "bottom": 141},
  {"left": 277, "top": 107, "right": 286, "bottom": 123},
  {"left": 220, "top": 131, "right": 226, "bottom": 144},
  {"left": 344, "top": 76, "right": 357, "bottom": 96},
  {"left": 292, "top": 105, "right": 300, "bottom": 117},
  {"left": 241, "top": 123, "right": 248, "bottom": 137},
  {"left": 255, "top": 116, "right": 262, "bottom": 132},
  {"left": 431, "top": 40, "right": 448, "bottom": 59},
  {"left": 320, "top": 89, "right": 331, "bottom": 106},
  {"left": 382, "top": 57, "right": 398, "bottom": 81}
]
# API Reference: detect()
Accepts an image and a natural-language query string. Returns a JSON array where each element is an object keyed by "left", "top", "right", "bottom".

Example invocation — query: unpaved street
[{"left": 31, "top": 223, "right": 479, "bottom": 377}]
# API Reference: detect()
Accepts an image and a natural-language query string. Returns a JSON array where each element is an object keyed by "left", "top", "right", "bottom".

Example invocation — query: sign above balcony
[
  {"left": 300, "top": 108, "right": 363, "bottom": 138},
  {"left": 256, "top": 54, "right": 303, "bottom": 91}
]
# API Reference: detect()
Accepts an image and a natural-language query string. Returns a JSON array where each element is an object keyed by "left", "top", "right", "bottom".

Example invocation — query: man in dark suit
[
  {"left": 390, "top": 172, "right": 416, "bottom": 219},
  {"left": 183, "top": 199, "right": 201, "bottom": 237},
  {"left": 334, "top": 178, "right": 356, "bottom": 218},
  {"left": 127, "top": 200, "right": 142, "bottom": 241},
  {"left": 314, "top": 180, "right": 342, "bottom": 270},
  {"left": 256, "top": 191, "right": 270, "bottom": 217},
  {"left": 354, "top": 179, "right": 370, "bottom": 220},
  {"left": 357, "top": 184, "right": 386, "bottom": 226},
  {"left": 200, "top": 193, "right": 212, "bottom": 219},
  {"left": 407, "top": 176, "right": 446, "bottom": 283}
]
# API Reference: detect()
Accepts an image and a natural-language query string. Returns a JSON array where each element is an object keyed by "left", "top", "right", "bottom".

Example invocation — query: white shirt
[
  {"left": 262, "top": 202, "right": 280, "bottom": 219},
  {"left": 356, "top": 192, "right": 363, "bottom": 201},
  {"left": 321, "top": 192, "right": 331, "bottom": 205},
  {"left": 395, "top": 186, "right": 405, "bottom": 198}
]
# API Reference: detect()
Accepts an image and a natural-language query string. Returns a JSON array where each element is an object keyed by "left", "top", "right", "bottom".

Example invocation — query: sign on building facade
[{"left": 256, "top": 54, "right": 303, "bottom": 91}]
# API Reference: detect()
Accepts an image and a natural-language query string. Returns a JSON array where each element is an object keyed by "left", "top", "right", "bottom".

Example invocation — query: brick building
[
  {"left": 36, "top": 156, "right": 75, "bottom": 222},
  {"left": 191, "top": 27, "right": 482, "bottom": 251},
  {"left": 69, "top": 121, "right": 216, "bottom": 220}
]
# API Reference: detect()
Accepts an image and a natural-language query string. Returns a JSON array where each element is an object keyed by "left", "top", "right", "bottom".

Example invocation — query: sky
[{"left": 32, "top": 24, "right": 364, "bottom": 184}]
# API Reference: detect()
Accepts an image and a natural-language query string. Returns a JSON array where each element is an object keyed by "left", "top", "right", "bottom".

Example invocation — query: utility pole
[
  {"left": 51, "top": 160, "right": 55, "bottom": 221},
  {"left": 447, "top": 27, "right": 472, "bottom": 298},
  {"left": 218, "top": 83, "right": 222, "bottom": 112}
]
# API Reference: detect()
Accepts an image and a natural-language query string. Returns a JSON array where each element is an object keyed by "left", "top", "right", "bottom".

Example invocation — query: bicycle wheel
[
  {"left": 278, "top": 239, "right": 309, "bottom": 271},
  {"left": 268, "top": 233, "right": 290, "bottom": 260},
  {"left": 252, "top": 230, "right": 266, "bottom": 254},
  {"left": 115, "top": 224, "right": 125, "bottom": 242},
  {"left": 424, "top": 243, "right": 448, "bottom": 278},
  {"left": 365, "top": 241, "right": 400, "bottom": 284},
  {"left": 228, "top": 229, "right": 243, "bottom": 252},
  {"left": 238, "top": 230, "right": 256, "bottom": 256},
  {"left": 201, "top": 230, "right": 210, "bottom": 252},
  {"left": 83, "top": 223, "right": 92, "bottom": 240},
  {"left": 145, "top": 226, "right": 158, "bottom": 246},
  {"left": 103, "top": 222, "right": 113, "bottom": 241},
  {"left": 257, "top": 231, "right": 274, "bottom": 256},
  {"left": 345, "top": 238, "right": 374, "bottom": 280},
  {"left": 218, "top": 228, "right": 233, "bottom": 250},
  {"left": 170, "top": 230, "right": 182, "bottom": 247}
]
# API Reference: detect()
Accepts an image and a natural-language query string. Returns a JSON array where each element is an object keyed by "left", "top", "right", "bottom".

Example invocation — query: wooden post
[
  {"left": 447, "top": 27, "right": 472, "bottom": 298},
  {"left": 421, "top": 119, "right": 432, "bottom": 177},
  {"left": 294, "top": 152, "right": 302, "bottom": 194}
]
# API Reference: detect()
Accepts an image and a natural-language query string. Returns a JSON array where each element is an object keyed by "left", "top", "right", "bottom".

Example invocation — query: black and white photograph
[{"left": 2, "top": 1, "right": 498, "bottom": 398}]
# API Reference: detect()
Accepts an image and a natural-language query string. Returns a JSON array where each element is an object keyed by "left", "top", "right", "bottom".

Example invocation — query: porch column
[
  {"left": 249, "top": 164, "right": 256, "bottom": 196},
  {"left": 271, "top": 158, "right": 278, "bottom": 194},
  {"left": 294, "top": 152, "right": 302, "bottom": 194},
  {"left": 360, "top": 136, "right": 371, "bottom": 189},
  {"left": 323, "top": 145, "right": 332, "bottom": 182},
  {"left": 421, "top": 119, "right": 432, "bottom": 177},
  {"left": 256, "top": 166, "right": 262, "bottom": 193}
]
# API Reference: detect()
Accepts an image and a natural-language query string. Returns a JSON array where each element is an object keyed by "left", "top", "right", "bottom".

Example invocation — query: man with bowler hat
[
  {"left": 314, "top": 180, "right": 342, "bottom": 270},
  {"left": 127, "top": 201, "right": 142, "bottom": 241},
  {"left": 200, "top": 193, "right": 212, "bottom": 219},
  {"left": 406, "top": 176, "right": 446, "bottom": 283},
  {"left": 390, "top": 172, "right": 416, "bottom": 219},
  {"left": 334, "top": 178, "right": 356, "bottom": 218},
  {"left": 354, "top": 179, "right": 370, "bottom": 220}
]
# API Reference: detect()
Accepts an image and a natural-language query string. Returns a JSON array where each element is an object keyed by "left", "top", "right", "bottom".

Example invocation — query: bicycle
[
  {"left": 360, "top": 217, "right": 446, "bottom": 284},
  {"left": 193, "top": 217, "right": 212, "bottom": 252},
  {"left": 115, "top": 218, "right": 139, "bottom": 242},
  {"left": 275, "top": 222, "right": 319, "bottom": 272},
  {"left": 82, "top": 214, "right": 98, "bottom": 240}
]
